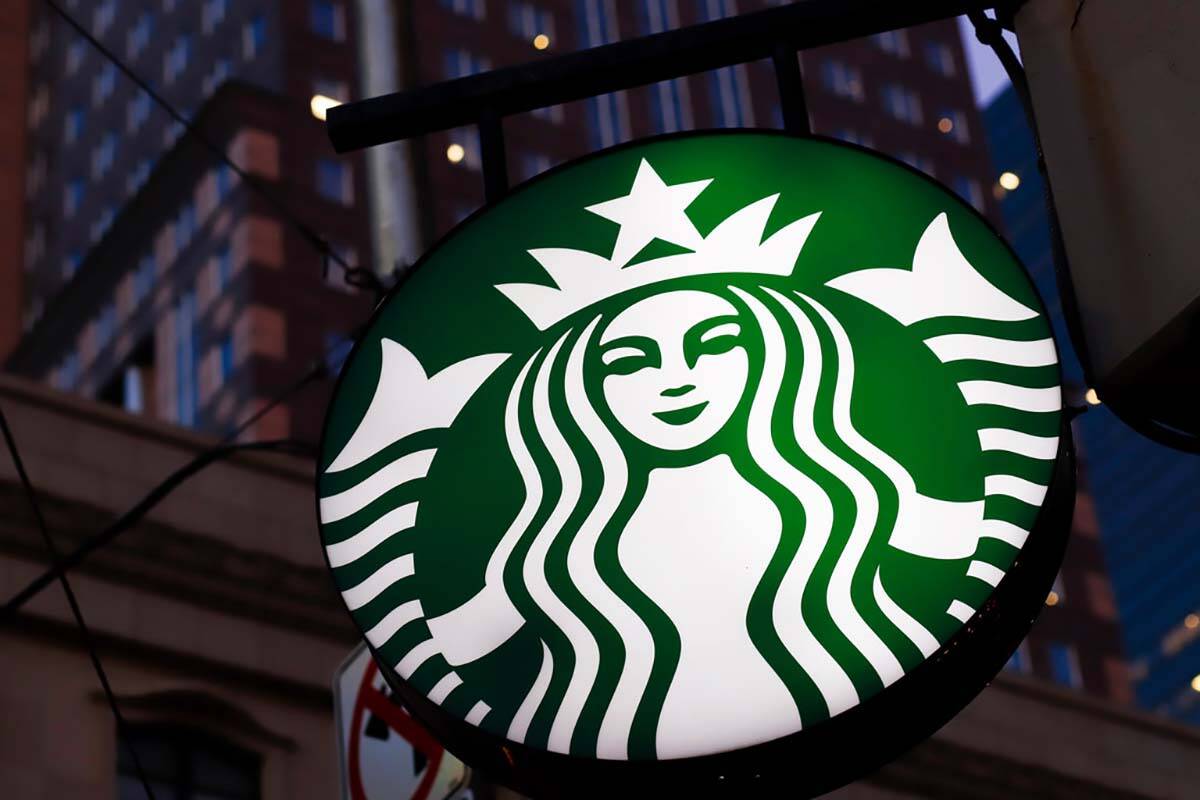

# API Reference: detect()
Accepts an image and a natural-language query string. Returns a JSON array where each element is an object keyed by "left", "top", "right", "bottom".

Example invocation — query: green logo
[{"left": 318, "top": 133, "right": 1061, "bottom": 762}]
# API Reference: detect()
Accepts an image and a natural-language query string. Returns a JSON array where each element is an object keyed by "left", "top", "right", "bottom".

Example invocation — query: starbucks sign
[{"left": 317, "top": 132, "right": 1073, "bottom": 796}]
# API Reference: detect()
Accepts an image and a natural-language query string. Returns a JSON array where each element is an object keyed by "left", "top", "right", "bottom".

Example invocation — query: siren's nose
[{"left": 661, "top": 383, "right": 696, "bottom": 398}]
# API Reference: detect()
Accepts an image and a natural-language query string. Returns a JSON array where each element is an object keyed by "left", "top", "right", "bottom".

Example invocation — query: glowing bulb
[
  {"left": 1085, "top": 388, "right": 1101, "bottom": 406},
  {"left": 937, "top": 117, "right": 954, "bottom": 134},
  {"left": 533, "top": 33, "right": 550, "bottom": 50},
  {"left": 310, "top": 94, "right": 343, "bottom": 122},
  {"left": 999, "top": 171, "right": 1021, "bottom": 191},
  {"left": 1192, "top": 674, "right": 1200, "bottom": 693},
  {"left": 446, "top": 143, "right": 465, "bottom": 164},
  {"left": 1186, "top": 613, "right": 1200, "bottom": 630},
  {"left": 1045, "top": 591, "right": 1060, "bottom": 606}
]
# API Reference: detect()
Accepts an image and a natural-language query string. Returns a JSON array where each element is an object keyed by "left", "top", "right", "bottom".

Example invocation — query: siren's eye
[
  {"left": 684, "top": 315, "right": 742, "bottom": 367},
  {"left": 600, "top": 336, "right": 660, "bottom": 376}
]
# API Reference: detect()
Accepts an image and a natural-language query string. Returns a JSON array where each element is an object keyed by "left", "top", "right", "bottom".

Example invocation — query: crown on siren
[{"left": 496, "top": 158, "right": 821, "bottom": 330}]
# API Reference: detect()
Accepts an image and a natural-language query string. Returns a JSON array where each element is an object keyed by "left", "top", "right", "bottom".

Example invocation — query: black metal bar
[
  {"left": 478, "top": 109, "right": 509, "bottom": 203},
  {"left": 328, "top": 0, "right": 991, "bottom": 152},
  {"left": 772, "top": 43, "right": 810, "bottom": 136}
]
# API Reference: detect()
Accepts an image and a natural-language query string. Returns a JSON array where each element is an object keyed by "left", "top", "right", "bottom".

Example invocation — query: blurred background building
[
  {"left": 0, "top": 0, "right": 1195, "bottom": 796},
  {"left": 984, "top": 83, "right": 1200, "bottom": 725}
]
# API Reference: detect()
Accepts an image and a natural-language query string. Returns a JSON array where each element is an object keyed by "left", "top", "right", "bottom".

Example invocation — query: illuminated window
[
  {"left": 175, "top": 203, "right": 197, "bottom": 251},
  {"left": 443, "top": 48, "right": 491, "bottom": 79},
  {"left": 219, "top": 336, "right": 236, "bottom": 382},
  {"left": 164, "top": 34, "right": 192, "bottom": 84},
  {"left": 94, "top": 62, "right": 117, "bottom": 105},
  {"left": 64, "top": 178, "right": 86, "bottom": 217},
  {"left": 128, "top": 92, "right": 152, "bottom": 133},
  {"left": 94, "top": 0, "right": 117, "bottom": 36},
  {"left": 215, "top": 247, "right": 234, "bottom": 291},
  {"left": 96, "top": 303, "right": 117, "bottom": 349},
  {"left": 821, "top": 60, "right": 864, "bottom": 103},
  {"left": 874, "top": 29, "right": 910, "bottom": 58},
  {"left": 244, "top": 14, "right": 267, "bottom": 59},
  {"left": 510, "top": 2, "right": 554, "bottom": 39},
  {"left": 92, "top": 132, "right": 118, "bottom": 179},
  {"left": 1004, "top": 640, "right": 1030, "bottom": 674},
  {"left": 952, "top": 175, "right": 984, "bottom": 212},
  {"left": 127, "top": 12, "right": 155, "bottom": 59},
  {"left": 202, "top": 0, "right": 229, "bottom": 33},
  {"left": 175, "top": 292, "right": 198, "bottom": 427},
  {"left": 214, "top": 164, "right": 235, "bottom": 202},
  {"left": 65, "top": 106, "right": 86, "bottom": 144},
  {"left": 881, "top": 84, "right": 923, "bottom": 125},
  {"left": 134, "top": 255, "right": 157, "bottom": 303},
  {"left": 642, "top": 1, "right": 690, "bottom": 135},
  {"left": 311, "top": 0, "right": 346, "bottom": 41},
  {"left": 924, "top": 41, "right": 956, "bottom": 77},
  {"left": 316, "top": 159, "right": 354, "bottom": 205},
  {"left": 66, "top": 40, "right": 86, "bottom": 75}
]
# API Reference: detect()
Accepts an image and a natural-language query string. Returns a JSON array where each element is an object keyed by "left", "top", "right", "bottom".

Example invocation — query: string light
[
  {"left": 446, "top": 143, "right": 466, "bottom": 163},
  {"left": 998, "top": 171, "right": 1021, "bottom": 191},
  {"left": 533, "top": 33, "right": 551, "bottom": 50}
]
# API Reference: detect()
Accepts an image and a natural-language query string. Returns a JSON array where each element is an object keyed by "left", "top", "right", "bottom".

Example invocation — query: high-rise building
[
  {"left": 387, "top": 1, "right": 999, "bottom": 243},
  {"left": 13, "top": 1, "right": 372, "bottom": 441},
  {"left": 0, "top": 0, "right": 32, "bottom": 360},
  {"left": 984, "top": 84, "right": 1195, "bottom": 716}
]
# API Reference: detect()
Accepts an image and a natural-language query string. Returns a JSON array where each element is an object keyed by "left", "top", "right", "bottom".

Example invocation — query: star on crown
[{"left": 497, "top": 159, "right": 821, "bottom": 330}]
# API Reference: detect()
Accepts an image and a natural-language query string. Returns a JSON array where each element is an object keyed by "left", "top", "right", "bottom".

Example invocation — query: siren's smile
[{"left": 653, "top": 400, "right": 709, "bottom": 426}]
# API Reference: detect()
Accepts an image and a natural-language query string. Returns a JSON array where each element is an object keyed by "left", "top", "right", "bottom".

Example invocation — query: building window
[
  {"left": 134, "top": 255, "right": 156, "bottom": 303},
  {"left": 94, "top": 0, "right": 118, "bottom": 35},
  {"left": 924, "top": 41, "right": 956, "bottom": 77},
  {"left": 175, "top": 203, "right": 198, "bottom": 251},
  {"left": 324, "top": 333, "right": 354, "bottom": 376},
  {"left": 56, "top": 352, "right": 80, "bottom": 391},
  {"left": 578, "top": 0, "right": 629, "bottom": 148},
  {"left": 316, "top": 159, "right": 353, "bottom": 205},
  {"left": 128, "top": 92, "right": 152, "bottom": 132},
  {"left": 175, "top": 292, "right": 198, "bottom": 427},
  {"left": 834, "top": 128, "right": 873, "bottom": 148},
  {"left": 899, "top": 151, "right": 936, "bottom": 178},
  {"left": 92, "top": 132, "right": 118, "bottom": 179},
  {"left": 202, "top": 0, "right": 229, "bottom": 33},
  {"left": 310, "top": 0, "right": 346, "bottom": 41},
  {"left": 66, "top": 40, "right": 86, "bottom": 75},
  {"left": 64, "top": 179, "right": 86, "bottom": 218},
  {"left": 128, "top": 12, "right": 155, "bottom": 59},
  {"left": 530, "top": 104, "right": 564, "bottom": 124},
  {"left": 874, "top": 29, "right": 910, "bottom": 58},
  {"left": 881, "top": 83, "right": 923, "bottom": 125},
  {"left": 219, "top": 336, "right": 235, "bottom": 382},
  {"left": 952, "top": 175, "right": 984, "bottom": 211},
  {"left": 519, "top": 151, "right": 553, "bottom": 181},
  {"left": 820, "top": 60, "right": 864, "bottom": 103},
  {"left": 215, "top": 247, "right": 233, "bottom": 290},
  {"left": 65, "top": 251, "right": 83, "bottom": 279},
  {"left": 94, "top": 62, "right": 117, "bottom": 105},
  {"left": 164, "top": 34, "right": 192, "bottom": 84},
  {"left": 1047, "top": 642, "right": 1082, "bottom": 689},
  {"left": 244, "top": 14, "right": 267, "bottom": 59},
  {"left": 96, "top": 303, "right": 117, "bottom": 350},
  {"left": 696, "top": 1, "right": 753, "bottom": 128},
  {"left": 91, "top": 205, "right": 116, "bottom": 243},
  {"left": 127, "top": 158, "right": 153, "bottom": 196},
  {"left": 649, "top": 79, "right": 691, "bottom": 133},
  {"left": 203, "top": 59, "right": 233, "bottom": 95},
  {"left": 443, "top": 48, "right": 491, "bottom": 80},
  {"left": 117, "top": 726, "right": 260, "bottom": 800},
  {"left": 214, "top": 164, "right": 235, "bottom": 202},
  {"left": 65, "top": 107, "right": 86, "bottom": 144},
  {"left": 441, "top": 0, "right": 486, "bottom": 20},
  {"left": 509, "top": 2, "right": 554, "bottom": 39}
]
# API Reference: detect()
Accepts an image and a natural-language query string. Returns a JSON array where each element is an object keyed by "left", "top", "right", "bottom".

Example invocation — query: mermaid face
[{"left": 598, "top": 290, "right": 747, "bottom": 451}]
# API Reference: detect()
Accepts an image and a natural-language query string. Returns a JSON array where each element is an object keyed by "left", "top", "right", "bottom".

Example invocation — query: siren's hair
[{"left": 495, "top": 284, "right": 922, "bottom": 759}]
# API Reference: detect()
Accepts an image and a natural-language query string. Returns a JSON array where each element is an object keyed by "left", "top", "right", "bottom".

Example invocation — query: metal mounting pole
[
  {"left": 479, "top": 109, "right": 508, "bottom": 204},
  {"left": 772, "top": 43, "right": 810, "bottom": 136}
]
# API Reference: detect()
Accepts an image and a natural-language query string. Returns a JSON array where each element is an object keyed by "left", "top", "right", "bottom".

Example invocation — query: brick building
[{"left": 7, "top": 83, "right": 373, "bottom": 445}]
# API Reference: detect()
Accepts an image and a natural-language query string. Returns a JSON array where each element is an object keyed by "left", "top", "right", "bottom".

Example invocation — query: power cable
[
  {"left": 0, "top": 403, "right": 160, "bottom": 800},
  {"left": 41, "top": 0, "right": 388, "bottom": 299}
]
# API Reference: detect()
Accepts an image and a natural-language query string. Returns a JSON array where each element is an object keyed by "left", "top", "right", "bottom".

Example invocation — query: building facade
[
  {"left": 0, "top": 375, "right": 1193, "bottom": 800},
  {"left": 21, "top": 0, "right": 365, "bottom": 338},
  {"left": 388, "top": 0, "right": 999, "bottom": 243},
  {"left": 8, "top": 83, "right": 374, "bottom": 445},
  {"left": 985, "top": 83, "right": 1200, "bottom": 724},
  {"left": 0, "top": 0, "right": 32, "bottom": 360}
]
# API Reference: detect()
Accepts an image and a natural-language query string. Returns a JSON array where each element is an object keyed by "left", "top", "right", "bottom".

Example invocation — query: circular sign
[{"left": 317, "top": 132, "right": 1074, "bottom": 797}]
